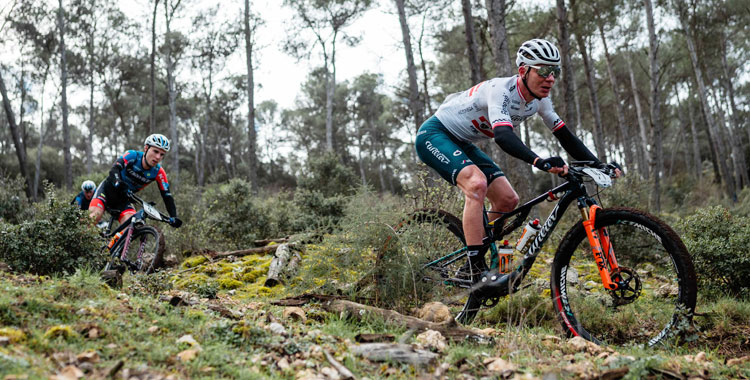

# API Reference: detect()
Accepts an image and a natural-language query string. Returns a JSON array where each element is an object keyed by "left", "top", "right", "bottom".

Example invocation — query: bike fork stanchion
[{"left": 580, "top": 205, "right": 618, "bottom": 290}]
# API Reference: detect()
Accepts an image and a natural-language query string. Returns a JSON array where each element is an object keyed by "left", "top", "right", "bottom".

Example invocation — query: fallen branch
[
  {"left": 253, "top": 238, "right": 289, "bottom": 246},
  {"left": 349, "top": 343, "right": 437, "bottom": 366},
  {"left": 209, "top": 245, "right": 279, "bottom": 258},
  {"left": 324, "top": 351, "right": 356, "bottom": 379},
  {"left": 323, "top": 299, "right": 486, "bottom": 342}
]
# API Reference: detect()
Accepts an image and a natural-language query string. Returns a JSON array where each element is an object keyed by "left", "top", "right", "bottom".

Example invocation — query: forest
[{"left": 1, "top": 0, "right": 750, "bottom": 379}]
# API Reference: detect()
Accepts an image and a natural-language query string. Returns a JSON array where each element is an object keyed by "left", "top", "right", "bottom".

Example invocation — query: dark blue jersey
[{"left": 71, "top": 191, "right": 92, "bottom": 210}]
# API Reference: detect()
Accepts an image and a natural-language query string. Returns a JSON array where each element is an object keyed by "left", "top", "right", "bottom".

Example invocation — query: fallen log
[
  {"left": 253, "top": 238, "right": 289, "bottom": 246},
  {"left": 323, "top": 299, "right": 487, "bottom": 342},
  {"left": 265, "top": 243, "right": 302, "bottom": 287},
  {"left": 209, "top": 245, "right": 279, "bottom": 258},
  {"left": 349, "top": 343, "right": 437, "bottom": 366}
]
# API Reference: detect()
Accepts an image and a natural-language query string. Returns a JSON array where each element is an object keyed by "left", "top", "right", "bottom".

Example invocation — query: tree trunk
[
  {"left": 244, "top": 0, "right": 258, "bottom": 190},
  {"left": 324, "top": 43, "right": 335, "bottom": 152},
  {"left": 711, "top": 86, "right": 745, "bottom": 191},
  {"left": 0, "top": 70, "right": 33, "bottom": 199},
  {"left": 644, "top": 0, "right": 663, "bottom": 211},
  {"left": 678, "top": 2, "right": 734, "bottom": 200},
  {"left": 597, "top": 22, "right": 631, "bottom": 169},
  {"left": 556, "top": 0, "right": 577, "bottom": 133},
  {"left": 485, "top": 0, "right": 531, "bottom": 200},
  {"left": 150, "top": 0, "right": 159, "bottom": 134},
  {"left": 417, "top": 13, "right": 433, "bottom": 115},
  {"left": 686, "top": 88, "right": 702, "bottom": 179},
  {"left": 719, "top": 36, "right": 748, "bottom": 189},
  {"left": 626, "top": 54, "right": 649, "bottom": 180},
  {"left": 461, "top": 0, "right": 481, "bottom": 85},
  {"left": 164, "top": 0, "right": 180, "bottom": 188},
  {"left": 573, "top": 32, "right": 606, "bottom": 162},
  {"left": 394, "top": 0, "right": 424, "bottom": 133},
  {"left": 87, "top": 0, "right": 96, "bottom": 175},
  {"left": 34, "top": 68, "right": 50, "bottom": 201},
  {"left": 58, "top": 0, "right": 72, "bottom": 191}
]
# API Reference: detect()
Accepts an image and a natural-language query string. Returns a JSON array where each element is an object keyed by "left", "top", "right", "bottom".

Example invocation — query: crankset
[{"left": 609, "top": 266, "right": 642, "bottom": 306}]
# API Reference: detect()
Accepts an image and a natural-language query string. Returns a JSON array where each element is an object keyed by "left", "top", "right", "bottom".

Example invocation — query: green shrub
[
  {"left": 679, "top": 206, "right": 750, "bottom": 298},
  {"left": 297, "top": 152, "right": 356, "bottom": 197},
  {"left": 0, "top": 185, "right": 104, "bottom": 275},
  {"left": 0, "top": 173, "right": 27, "bottom": 223}
]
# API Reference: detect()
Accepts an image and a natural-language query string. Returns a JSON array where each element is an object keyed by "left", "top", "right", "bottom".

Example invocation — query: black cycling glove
[{"left": 534, "top": 157, "right": 566, "bottom": 171}]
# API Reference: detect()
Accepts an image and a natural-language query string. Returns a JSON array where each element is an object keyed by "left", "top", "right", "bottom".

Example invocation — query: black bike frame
[{"left": 455, "top": 170, "right": 597, "bottom": 297}]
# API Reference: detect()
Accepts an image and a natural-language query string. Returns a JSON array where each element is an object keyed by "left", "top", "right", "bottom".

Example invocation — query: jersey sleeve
[
  {"left": 487, "top": 84, "right": 514, "bottom": 129},
  {"left": 156, "top": 167, "right": 177, "bottom": 217},
  {"left": 156, "top": 167, "right": 170, "bottom": 193},
  {"left": 538, "top": 97, "right": 565, "bottom": 132}
]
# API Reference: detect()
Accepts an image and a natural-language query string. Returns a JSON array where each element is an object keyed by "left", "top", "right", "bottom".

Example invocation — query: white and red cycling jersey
[{"left": 434, "top": 75, "right": 565, "bottom": 143}]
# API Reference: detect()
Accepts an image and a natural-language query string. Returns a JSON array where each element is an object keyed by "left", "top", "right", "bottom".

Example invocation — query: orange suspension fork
[{"left": 581, "top": 205, "right": 618, "bottom": 290}]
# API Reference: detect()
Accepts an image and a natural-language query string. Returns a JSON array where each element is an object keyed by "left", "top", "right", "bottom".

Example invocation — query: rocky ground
[{"left": 1, "top": 243, "right": 749, "bottom": 379}]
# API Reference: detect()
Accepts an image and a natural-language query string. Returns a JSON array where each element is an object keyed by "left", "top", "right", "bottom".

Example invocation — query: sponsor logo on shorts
[
  {"left": 453, "top": 150, "right": 462, "bottom": 156},
  {"left": 425, "top": 140, "right": 450, "bottom": 165},
  {"left": 462, "top": 159, "right": 473, "bottom": 164}
]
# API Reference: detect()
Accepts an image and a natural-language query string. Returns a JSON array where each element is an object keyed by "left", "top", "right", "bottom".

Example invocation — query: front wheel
[
  {"left": 550, "top": 207, "right": 697, "bottom": 346},
  {"left": 104, "top": 226, "right": 165, "bottom": 274}
]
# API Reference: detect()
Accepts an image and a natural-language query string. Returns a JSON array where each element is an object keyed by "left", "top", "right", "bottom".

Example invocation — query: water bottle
[
  {"left": 498, "top": 240, "right": 514, "bottom": 273},
  {"left": 515, "top": 219, "right": 541, "bottom": 253},
  {"left": 107, "top": 231, "right": 123, "bottom": 249}
]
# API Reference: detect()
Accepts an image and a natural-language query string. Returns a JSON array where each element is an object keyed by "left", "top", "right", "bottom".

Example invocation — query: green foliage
[
  {"left": 0, "top": 173, "right": 27, "bottom": 223},
  {"left": 679, "top": 206, "right": 750, "bottom": 298},
  {"left": 298, "top": 152, "right": 356, "bottom": 197},
  {"left": 0, "top": 184, "right": 104, "bottom": 275}
]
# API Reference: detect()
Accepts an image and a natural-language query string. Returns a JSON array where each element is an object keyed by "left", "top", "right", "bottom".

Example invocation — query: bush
[
  {"left": 0, "top": 184, "right": 104, "bottom": 275},
  {"left": 204, "top": 179, "right": 298, "bottom": 249},
  {"left": 679, "top": 206, "right": 750, "bottom": 298},
  {"left": 0, "top": 173, "right": 27, "bottom": 223}
]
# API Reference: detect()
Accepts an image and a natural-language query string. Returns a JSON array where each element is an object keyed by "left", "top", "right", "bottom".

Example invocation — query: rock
[
  {"left": 484, "top": 357, "right": 517, "bottom": 375},
  {"left": 566, "top": 266, "right": 579, "bottom": 285},
  {"left": 415, "top": 330, "right": 447, "bottom": 352},
  {"left": 565, "top": 336, "right": 603, "bottom": 354},
  {"left": 583, "top": 280, "right": 598, "bottom": 290},
  {"left": 416, "top": 302, "right": 452, "bottom": 323},
  {"left": 177, "top": 349, "right": 200, "bottom": 362},
  {"left": 268, "top": 322, "right": 288, "bottom": 336},
  {"left": 176, "top": 334, "right": 200, "bottom": 347},
  {"left": 163, "top": 254, "right": 179, "bottom": 267},
  {"left": 86, "top": 328, "right": 99, "bottom": 339},
  {"left": 148, "top": 326, "right": 159, "bottom": 334},
  {"left": 564, "top": 361, "right": 596, "bottom": 378},
  {"left": 476, "top": 327, "right": 500, "bottom": 336},
  {"left": 57, "top": 365, "right": 84, "bottom": 380},
  {"left": 100, "top": 270, "right": 122, "bottom": 288},
  {"left": 283, "top": 307, "right": 307, "bottom": 323},
  {"left": 727, "top": 355, "right": 750, "bottom": 366},
  {"left": 296, "top": 369, "right": 324, "bottom": 380},
  {"left": 0, "top": 336, "right": 9, "bottom": 347},
  {"left": 319, "top": 366, "right": 341, "bottom": 380},
  {"left": 655, "top": 284, "right": 679, "bottom": 297},
  {"left": 694, "top": 351, "right": 708, "bottom": 363},
  {"left": 278, "top": 357, "right": 291, "bottom": 371},
  {"left": 75, "top": 351, "right": 99, "bottom": 363}
]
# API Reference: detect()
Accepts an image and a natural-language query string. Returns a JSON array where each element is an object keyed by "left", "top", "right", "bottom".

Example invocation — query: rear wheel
[
  {"left": 378, "top": 209, "right": 482, "bottom": 324},
  {"left": 104, "top": 226, "right": 165, "bottom": 274},
  {"left": 550, "top": 207, "right": 697, "bottom": 346}
]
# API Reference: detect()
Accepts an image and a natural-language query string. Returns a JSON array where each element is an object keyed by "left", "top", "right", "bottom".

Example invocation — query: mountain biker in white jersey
[{"left": 415, "top": 38, "right": 617, "bottom": 282}]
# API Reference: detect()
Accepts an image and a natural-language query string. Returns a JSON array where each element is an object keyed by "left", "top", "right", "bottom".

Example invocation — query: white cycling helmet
[
  {"left": 144, "top": 133, "right": 170, "bottom": 152},
  {"left": 82, "top": 180, "right": 96, "bottom": 191},
  {"left": 516, "top": 38, "right": 561, "bottom": 67}
]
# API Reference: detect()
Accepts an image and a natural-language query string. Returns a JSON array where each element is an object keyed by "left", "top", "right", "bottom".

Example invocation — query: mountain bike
[
  {"left": 382, "top": 162, "right": 697, "bottom": 346},
  {"left": 101, "top": 192, "right": 168, "bottom": 274}
]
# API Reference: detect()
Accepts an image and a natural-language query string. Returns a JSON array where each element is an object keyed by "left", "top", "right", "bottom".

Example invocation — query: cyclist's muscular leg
[
  {"left": 486, "top": 176, "right": 519, "bottom": 220},
  {"left": 89, "top": 200, "right": 105, "bottom": 223},
  {"left": 456, "top": 165, "right": 489, "bottom": 246}
]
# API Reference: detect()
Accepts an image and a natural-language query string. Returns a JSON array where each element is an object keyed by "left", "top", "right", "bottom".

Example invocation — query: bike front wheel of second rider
[
  {"left": 381, "top": 209, "right": 483, "bottom": 324},
  {"left": 550, "top": 207, "right": 697, "bottom": 346},
  {"left": 104, "top": 226, "right": 166, "bottom": 274}
]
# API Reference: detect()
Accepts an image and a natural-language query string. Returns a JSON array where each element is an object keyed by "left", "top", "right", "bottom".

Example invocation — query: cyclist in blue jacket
[
  {"left": 71, "top": 180, "right": 96, "bottom": 210},
  {"left": 89, "top": 134, "right": 182, "bottom": 228}
]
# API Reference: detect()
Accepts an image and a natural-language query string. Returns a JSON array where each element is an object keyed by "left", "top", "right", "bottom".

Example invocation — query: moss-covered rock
[
  {"left": 0, "top": 327, "right": 26, "bottom": 343},
  {"left": 182, "top": 256, "right": 209, "bottom": 269},
  {"left": 43, "top": 325, "right": 76, "bottom": 340}
]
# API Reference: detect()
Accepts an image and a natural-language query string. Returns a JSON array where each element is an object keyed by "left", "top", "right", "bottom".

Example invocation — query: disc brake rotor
[{"left": 609, "top": 266, "right": 642, "bottom": 306}]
